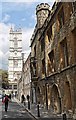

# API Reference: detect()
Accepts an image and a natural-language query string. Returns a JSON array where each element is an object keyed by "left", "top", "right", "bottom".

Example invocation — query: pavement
[
  {"left": 0, "top": 98, "right": 73, "bottom": 120},
  {"left": 13, "top": 97, "right": 74, "bottom": 120},
  {"left": 13, "top": 97, "right": 64, "bottom": 120},
  {"left": 13, "top": 98, "right": 38, "bottom": 120},
  {"left": 2, "top": 100, "right": 37, "bottom": 120}
]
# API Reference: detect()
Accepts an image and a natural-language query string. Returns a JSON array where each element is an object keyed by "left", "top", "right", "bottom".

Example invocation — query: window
[
  {"left": 72, "top": 2, "right": 76, "bottom": 11},
  {"left": 60, "top": 38, "right": 69, "bottom": 68},
  {"left": 14, "top": 60, "right": 18, "bottom": 67},
  {"left": 33, "top": 62, "right": 36, "bottom": 76},
  {"left": 14, "top": 72, "right": 17, "bottom": 79},
  {"left": 72, "top": 28, "right": 76, "bottom": 63},
  {"left": 41, "top": 38, "right": 45, "bottom": 51},
  {"left": 42, "top": 59, "right": 45, "bottom": 76},
  {"left": 9, "top": 85, "right": 12, "bottom": 89},
  {"left": 47, "top": 26, "right": 52, "bottom": 42},
  {"left": 14, "top": 37, "right": 18, "bottom": 49},
  {"left": 58, "top": 7, "right": 64, "bottom": 29},
  {"left": 14, "top": 51, "right": 17, "bottom": 56},
  {"left": 48, "top": 50, "right": 55, "bottom": 73},
  {"left": 31, "top": 62, "right": 36, "bottom": 77},
  {"left": 34, "top": 45, "right": 36, "bottom": 57},
  {"left": 14, "top": 85, "right": 17, "bottom": 89}
]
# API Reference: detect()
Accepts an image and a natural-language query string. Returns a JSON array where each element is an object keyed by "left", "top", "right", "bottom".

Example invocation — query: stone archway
[
  {"left": 64, "top": 81, "right": 72, "bottom": 112},
  {"left": 51, "top": 84, "right": 61, "bottom": 114}
]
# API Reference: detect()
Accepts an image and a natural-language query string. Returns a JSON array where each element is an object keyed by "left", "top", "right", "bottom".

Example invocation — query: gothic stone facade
[
  {"left": 18, "top": 53, "right": 31, "bottom": 101},
  {"left": 8, "top": 27, "right": 22, "bottom": 96},
  {"left": 23, "top": 53, "right": 31, "bottom": 99},
  {"left": 30, "top": 2, "right": 76, "bottom": 117}
]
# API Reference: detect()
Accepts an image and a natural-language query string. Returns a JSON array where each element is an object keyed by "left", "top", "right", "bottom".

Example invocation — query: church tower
[{"left": 8, "top": 27, "right": 22, "bottom": 95}]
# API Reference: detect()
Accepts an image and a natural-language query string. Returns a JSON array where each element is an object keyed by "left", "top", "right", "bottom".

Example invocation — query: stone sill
[{"left": 46, "top": 63, "right": 76, "bottom": 78}]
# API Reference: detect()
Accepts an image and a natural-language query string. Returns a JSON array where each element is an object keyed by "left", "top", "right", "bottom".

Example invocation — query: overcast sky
[{"left": 0, "top": 0, "right": 55, "bottom": 70}]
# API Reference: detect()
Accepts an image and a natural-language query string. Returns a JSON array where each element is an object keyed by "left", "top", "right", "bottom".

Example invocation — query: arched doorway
[
  {"left": 51, "top": 84, "right": 61, "bottom": 114},
  {"left": 64, "top": 81, "right": 72, "bottom": 112}
]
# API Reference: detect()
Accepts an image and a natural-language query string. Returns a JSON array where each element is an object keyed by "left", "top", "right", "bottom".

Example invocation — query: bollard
[
  {"left": 27, "top": 95, "right": 30, "bottom": 110},
  {"left": 28, "top": 101, "right": 30, "bottom": 110},
  {"left": 24, "top": 101, "right": 26, "bottom": 106},
  {"left": 37, "top": 104, "right": 40, "bottom": 117},
  {"left": 63, "top": 113, "right": 67, "bottom": 120}
]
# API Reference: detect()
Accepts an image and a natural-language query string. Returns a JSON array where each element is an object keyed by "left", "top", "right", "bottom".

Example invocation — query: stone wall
[{"left": 30, "top": 1, "right": 76, "bottom": 118}]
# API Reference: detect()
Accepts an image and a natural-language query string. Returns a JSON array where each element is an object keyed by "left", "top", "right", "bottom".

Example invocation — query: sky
[{"left": 0, "top": 0, "right": 55, "bottom": 70}]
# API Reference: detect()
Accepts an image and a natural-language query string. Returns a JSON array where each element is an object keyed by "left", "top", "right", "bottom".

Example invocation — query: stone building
[
  {"left": 23, "top": 53, "right": 31, "bottom": 100},
  {"left": 18, "top": 53, "right": 31, "bottom": 101},
  {"left": 8, "top": 27, "right": 22, "bottom": 96},
  {"left": 30, "top": 1, "right": 76, "bottom": 118},
  {"left": 17, "top": 77, "right": 22, "bottom": 101}
]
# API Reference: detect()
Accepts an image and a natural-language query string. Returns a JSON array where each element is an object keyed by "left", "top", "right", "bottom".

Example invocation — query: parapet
[
  {"left": 36, "top": 3, "right": 50, "bottom": 13},
  {"left": 9, "top": 27, "right": 22, "bottom": 33}
]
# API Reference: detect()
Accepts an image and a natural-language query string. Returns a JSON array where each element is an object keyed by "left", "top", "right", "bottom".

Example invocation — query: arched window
[
  {"left": 51, "top": 84, "right": 61, "bottom": 114},
  {"left": 14, "top": 60, "right": 18, "bottom": 67},
  {"left": 14, "top": 37, "right": 18, "bottom": 49}
]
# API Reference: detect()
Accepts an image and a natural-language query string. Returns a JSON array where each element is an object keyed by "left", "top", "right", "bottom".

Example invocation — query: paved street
[
  {"left": 1, "top": 100, "right": 37, "bottom": 120},
  {"left": 0, "top": 100, "right": 73, "bottom": 120}
]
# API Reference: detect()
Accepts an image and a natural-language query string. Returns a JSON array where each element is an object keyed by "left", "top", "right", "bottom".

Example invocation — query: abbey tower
[{"left": 8, "top": 27, "right": 22, "bottom": 95}]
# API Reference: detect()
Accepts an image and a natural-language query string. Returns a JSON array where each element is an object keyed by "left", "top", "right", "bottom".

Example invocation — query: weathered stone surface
[{"left": 30, "top": 1, "right": 76, "bottom": 118}]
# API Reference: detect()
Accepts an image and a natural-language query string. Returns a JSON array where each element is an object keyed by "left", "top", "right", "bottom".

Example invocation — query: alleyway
[
  {"left": 1, "top": 100, "right": 36, "bottom": 120},
  {"left": 0, "top": 98, "right": 73, "bottom": 120}
]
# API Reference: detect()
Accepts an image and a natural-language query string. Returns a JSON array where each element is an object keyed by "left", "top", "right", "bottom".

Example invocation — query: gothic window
[
  {"left": 72, "top": 1, "right": 76, "bottom": 11},
  {"left": 14, "top": 60, "right": 18, "bottom": 67},
  {"left": 14, "top": 51, "right": 17, "bottom": 56},
  {"left": 41, "top": 38, "right": 45, "bottom": 51},
  {"left": 72, "top": 28, "right": 76, "bottom": 63},
  {"left": 48, "top": 50, "right": 55, "bottom": 73},
  {"left": 58, "top": 7, "right": 64, "bottom": 29},
  {"left": 32, "top": 62, "right": 36, "bottom": 77},
  {"left": 14, "top": 72, "right": 17, "bottom": 79},
  {"left": 60, "top": 38, "right": 69, "bottom": 68},
  {"left": 47, "top": 26, "right": 52, "bottom": 42},
  {"left": 14, "top": 85, "right": 17, "bottom": 89},
  {"left": 14, "top": 37, "right": 18, "bottom": 49},
  {"left": 33, "top": 63, "right": 36, "bottom": 76},
  {"left": 42, "top": 59, "right": 45, "bottom": 77},
  {"left": 34, "top": 45, "right": 36, "bottom": 57},
  {"left": 9, "top": 85, "right": 12, "bottom": 89}
]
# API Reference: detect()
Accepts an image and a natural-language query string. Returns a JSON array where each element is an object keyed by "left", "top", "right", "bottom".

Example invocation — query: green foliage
[{"left": 0, "top": 69, "right": 9, "bottom": 89}]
